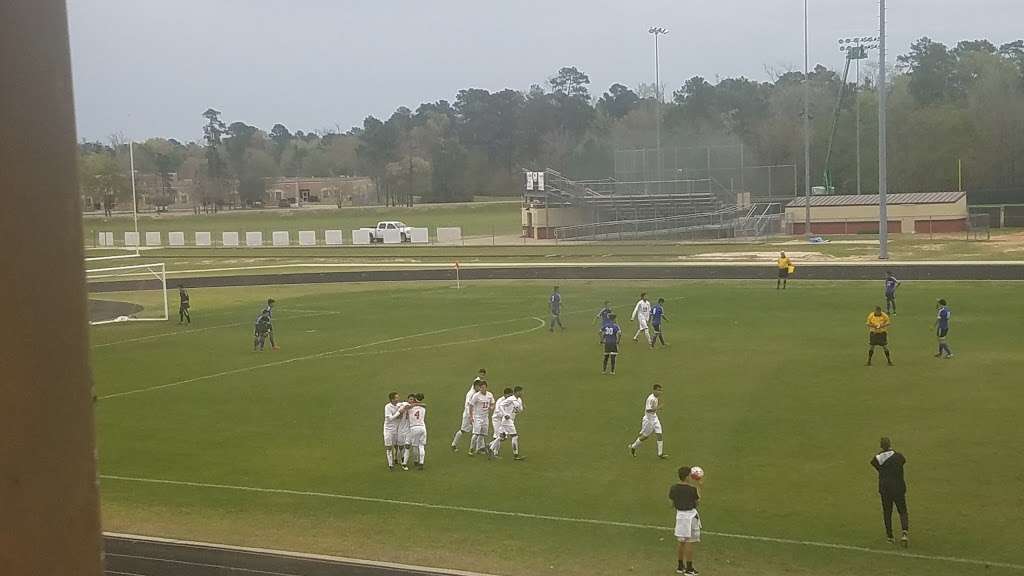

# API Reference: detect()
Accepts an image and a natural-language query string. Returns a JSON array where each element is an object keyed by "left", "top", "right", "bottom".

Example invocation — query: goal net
[{"left": 86, "top": 262, "right": 169, "bottom": 325}]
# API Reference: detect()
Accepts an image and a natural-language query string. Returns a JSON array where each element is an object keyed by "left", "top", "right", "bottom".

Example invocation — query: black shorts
[
  {"left": 651, "top": 322, "right": 662, "bottom": 333},
  {"left": 869, "top": 332, "right": 888, "bottom": 346},
  {"left": 179, "top": 303, "right": 190, "bottom": 310},
  {"left": 937, "top": 327, "right": 949, "bottom": 338},
  {"left": 603, "top": 342, "right": 619, "bottom": 354},
  {"left": 885, "top": 293, "right": 895, "bottom": 302},
  {"left": 778, "top": 268, "right": 789, "bottom": 279}
]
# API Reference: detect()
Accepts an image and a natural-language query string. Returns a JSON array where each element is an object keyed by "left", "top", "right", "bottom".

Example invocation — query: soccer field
[{"left": 91, "top": 280, "right": 1024, "bottom": 576}]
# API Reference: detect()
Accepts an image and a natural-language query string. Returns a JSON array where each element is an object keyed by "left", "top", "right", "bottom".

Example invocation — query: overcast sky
[{"left": 68, "top": 0, "right": 1022, "bottom": 142}]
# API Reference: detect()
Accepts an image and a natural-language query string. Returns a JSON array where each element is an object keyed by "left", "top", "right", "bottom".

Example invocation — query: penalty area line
[
  {"left": 98, "top": 316, "right": 545, "bottom": 401},
  {"left": 97, "top": 475, "right": 1024, "bottom": 571}
]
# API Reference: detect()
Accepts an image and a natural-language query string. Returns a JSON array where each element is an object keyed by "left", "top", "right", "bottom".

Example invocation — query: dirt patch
[
  {"left": 688, "top": 251, "right": 840, "bottom": 262},
  {"left": 89, "top": 299, "right": 144, "bottom": 323}
]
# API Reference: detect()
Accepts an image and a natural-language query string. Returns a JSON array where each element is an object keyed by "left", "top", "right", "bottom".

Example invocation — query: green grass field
[
  {"left": 91, "top": 280, "right": 1024, "bottom": 576},
  {"left": 83, "top": 201, "right": 521, "bottom": 246}
]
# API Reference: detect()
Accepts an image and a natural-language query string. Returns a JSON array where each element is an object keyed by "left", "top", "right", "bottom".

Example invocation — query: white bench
[{"left": 272, "top": 231, "right": 290, "bottom": 247}]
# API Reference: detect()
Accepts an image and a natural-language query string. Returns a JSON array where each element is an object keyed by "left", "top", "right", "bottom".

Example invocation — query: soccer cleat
[
  {"left": 601, "top": 370, "right": 607, "bottom": 375},
  {"left": 887, "top": 361, "right": 894, "bottom": 366},
  {"left": 676, "top": 570, "right": 685, "bottom": 575},
  {"left": 887, "top": 537, "right": 895, "bottom": 545},
  {"left": 900, "top": 532, "right": 909, "bottom": 548},
  {"left": 388, "top": 465, "right": 395, "bottom": 471},
  {"left": 401, "top": 465, "right": 409, "bottom": 471},
  {"left": 934, "top": 353, "right": 943, "bottom": 358},
  {"left": 610, "top": 371, "right": 615, "bottom": 375},
  {"left": 657, "top": 454, "right": 669, "bottom": 460},
  {"left": 944, "top": 354, "right": 954, "bottom": 359},
  {"left": 865, "top": 362, "right": 871, "bottom": 366},
  {"left": 513, "top": 455, "right": 525, "bottom": 461},
  {"left": 416, "top": 463, "right": 424, "bottom": 471},
  {"left": 467, "top": 451, "right": 475, "bottom": 457},
  {"left": 450, "top": 444, "right": 457, "bottom": 452},
  {"left": 272, "top": 346, "right": 280, "bottom": 350},
  {"left": 685, "top": 568, "right": 699, "bottom": 575}
]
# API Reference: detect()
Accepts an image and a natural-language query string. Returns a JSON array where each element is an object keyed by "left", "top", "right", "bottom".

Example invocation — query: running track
[{"left": 104, "top": 533, "right": 488, "bottom": 576}]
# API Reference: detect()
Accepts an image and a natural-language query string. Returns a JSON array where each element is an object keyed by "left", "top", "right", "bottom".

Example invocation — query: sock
[
  {"left": 884, "top": 349, "right": 892, "bottom": 362},
  {"left": 402, "top": 447, "right": 409, "bottom": 465},
  {"left": 630, "top": 438, "right": 641, "bottom": 449},
  {"left": 656, "top": 440, "right": 664, "bottom": 456},
  {"left": 452, "top": 430, "right": 463, "bottom": 447},
  {"left": 511, "top": 436, "right": 519, "bottom": 455},
  {"left": 419, "top": 446, "right": 426, "bottom": 465},
  {"left": 386, "top": 450, "right": 394, "bottom": 467},
  {"left": 611, "top": 356, "right": 616, "bottom": 371},
  {"left": 868, "top": 348, "right": 874, "bottom": 362},
  {"left": 686, "top": 561, "right": 693, "bottom": 570},
  {"left": 603, "top": 355, "right": 609, "bottom": 371},
  {"left": 678, "top": 560, "right": 685, "bottom": 571}
]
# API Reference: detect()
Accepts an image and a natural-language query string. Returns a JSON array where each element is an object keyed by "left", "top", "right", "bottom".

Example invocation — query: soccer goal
[{"left": 85, "top": 262, "right": 169, "bottom": 325}]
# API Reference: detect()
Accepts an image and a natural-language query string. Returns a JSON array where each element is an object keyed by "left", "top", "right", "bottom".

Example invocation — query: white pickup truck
[{"left": 369, "top": 221, "right": 412, "bottom": 243}]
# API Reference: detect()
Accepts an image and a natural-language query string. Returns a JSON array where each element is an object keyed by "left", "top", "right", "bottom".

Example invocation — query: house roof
[{"left": 786, "top": 191, "right": 966, "bottom": 208}]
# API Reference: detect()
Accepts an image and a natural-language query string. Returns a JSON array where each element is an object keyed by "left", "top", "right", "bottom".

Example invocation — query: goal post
[{"left": 85, "top": 262, "right": 169, "bottom": 325}]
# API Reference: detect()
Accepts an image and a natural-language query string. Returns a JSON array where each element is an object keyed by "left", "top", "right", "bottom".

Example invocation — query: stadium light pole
[
  {"left": 802, "top": 0, "right": 812, "bottom": 237},
  {"left": 838, "top": 37, "right": 879, "bottom": 196},
  {"left": 649, "top": 26, "right": 667, "bottom": 191},
  {"left": 878, "top": 0, "right": 889, "bottom": 259}
]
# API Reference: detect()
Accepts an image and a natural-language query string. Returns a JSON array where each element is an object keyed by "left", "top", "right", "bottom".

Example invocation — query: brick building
[{"left": 785, "top": 192, "right": 968, "bottom": 235}]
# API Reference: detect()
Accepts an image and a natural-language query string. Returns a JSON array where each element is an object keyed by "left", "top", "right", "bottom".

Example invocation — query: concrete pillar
[{"left": 0, "top": 1, "right": 104, "bottom": 575}]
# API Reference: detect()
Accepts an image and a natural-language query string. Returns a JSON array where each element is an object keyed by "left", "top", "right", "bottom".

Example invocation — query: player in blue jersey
[
  {"left": 650, "top": 298, "right": 668, "bottom": 348},
  {"left": 548, "top": 286, "right": 564, "bottom": 332},
  {"left": 594, "top": 301, "right": 613, "bottom": 343},
  {"left": 601, "top": 314, "right": 622, "bottom": 375},
  {"left": 884, "top": 272, "right": 901, "bottom": 315},
  {"left": 934, "top": 299, "right": 953, "bottom": 359}
]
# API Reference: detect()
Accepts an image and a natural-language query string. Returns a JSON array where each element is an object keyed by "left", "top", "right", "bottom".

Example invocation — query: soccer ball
[{"left": 690, "top": 466, "right": 705, "bottom": 480}]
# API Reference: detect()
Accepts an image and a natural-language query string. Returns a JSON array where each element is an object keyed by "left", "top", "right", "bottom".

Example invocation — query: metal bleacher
[{"left": 539, "top": 169, "right": 753, "bottom": 240}]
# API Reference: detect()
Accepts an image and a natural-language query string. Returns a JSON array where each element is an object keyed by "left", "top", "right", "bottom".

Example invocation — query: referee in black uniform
[{"left": 870, "top": 437, "right": 909, "bottom": 547}]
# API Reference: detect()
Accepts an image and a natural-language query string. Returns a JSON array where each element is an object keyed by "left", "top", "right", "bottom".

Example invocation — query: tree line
[{"left": 79, "top": 36, "right": 1024, "bottom": 210}]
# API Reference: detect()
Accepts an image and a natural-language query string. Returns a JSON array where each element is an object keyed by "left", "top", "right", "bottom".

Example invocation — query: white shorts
[
  {"left": 674, "top": 510, "right": 701, "bottom": 542},
  {"left": 397, "top": 428, "right": 410, "bottom": 446},
  {"left": 460, "top": 410, "right": 472, "bottom": 433},
  {"left": 497, "top": 421, "right": 517, "bottom": 438},
  {"left": 640, "top": 416, "right": 662, "bottom": 437},
  {"left": 491, "top": 418, "right": 502, "bottom": 439},
  {"left": 472, "top": 418, "right": 489, "bottom": 435},
  {"left": 383, "top": 427, "right": 399, "bottom": 447},
  {"left": 409, "top": 427, "right": 427, "bottom": 447},
  {"left": 637, "top": 318, "right": 649, "bottom": 331}
]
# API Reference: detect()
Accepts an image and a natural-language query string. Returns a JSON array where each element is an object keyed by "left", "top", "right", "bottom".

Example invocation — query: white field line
[
  {"left": 104, "top": 532, "right": 498, "bottom": 576},
  {"left": 105, "top": 554, "right": 301, "bottom": 576},
  {"left": 91, "top": 310, "right": 341, "bottom": 349},
  {"left": 98, "top": 317, "right": 545, "bottom": 401},
  {"left": 99, "top": 475, "right": 1024, "bottom": 571}
]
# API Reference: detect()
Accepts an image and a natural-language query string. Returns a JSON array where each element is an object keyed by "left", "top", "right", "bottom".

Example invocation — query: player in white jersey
[
  {"left": 467, "top": 381, "right": 494, "bottom": 456},
  {"left": 487, "top": 388, "right": 514, "bottom": 458},
  {"left": 631, "top": 292, "right": 652, "bottom": 343},
  {"left": 451, "top": 369, "right": 486, "bottom": 451},
  {"left": 405, "top": 393, "right": 427, "bottom": 471},
  {"left": 383, "top": 392, "right": 403, "bottom": 470},
  {"left": 395, "top": 393, "right": 415, "bottom": 470},
  {"left": 629, "top": 384, "right": 667, "bottom": 459},
  {"left": 488, "top": 386, "right": 525, "bottom": 460}
]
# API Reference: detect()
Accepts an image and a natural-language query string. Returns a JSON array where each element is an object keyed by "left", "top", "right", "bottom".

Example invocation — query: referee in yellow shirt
[
  {"left": 866, "top": 306, "right": 894, "bottom": 366},
  {"left": 776, "top": 252, "right": 793, "bottom": 290}
]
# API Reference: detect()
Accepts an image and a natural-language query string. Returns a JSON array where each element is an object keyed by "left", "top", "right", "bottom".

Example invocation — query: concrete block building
[{"left": 785, "top": 192, "right": 968, "bottom": 234}]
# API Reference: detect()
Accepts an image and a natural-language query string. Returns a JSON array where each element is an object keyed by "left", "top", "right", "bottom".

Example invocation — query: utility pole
[
  {"left": 649, "top": 27, "right": 667, "bottom": 193},
  {"left": 878, "top": 0, "right": 889, "bottom": 259},
  {"left": 802, "top": 0, "right": 812, "bottom": 236}
]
